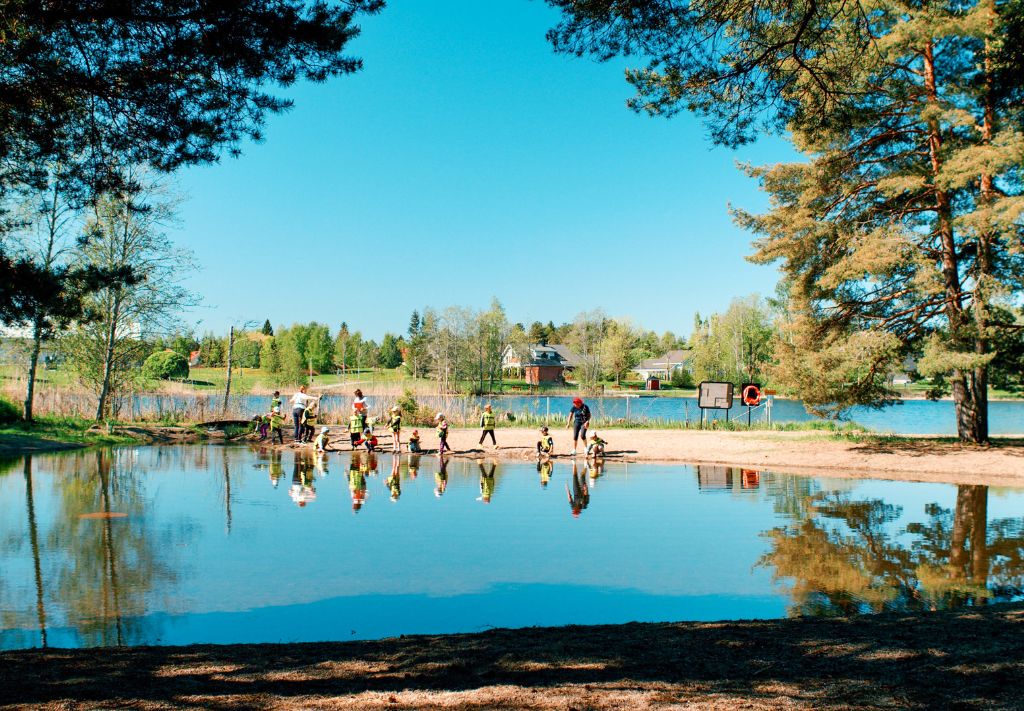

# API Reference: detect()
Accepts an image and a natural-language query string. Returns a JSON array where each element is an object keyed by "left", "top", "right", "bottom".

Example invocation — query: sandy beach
[{"left": 297, "top": 427, "right": 1024, "bottom": 487}]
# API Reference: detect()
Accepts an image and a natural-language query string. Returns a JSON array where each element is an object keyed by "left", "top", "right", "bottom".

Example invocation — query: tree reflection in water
[
  {"left": 0, "top": 450, "right": 190, "bottom": 648},
  {"left": 760, "top": 484, "right": 1024, "bottom": 616}
]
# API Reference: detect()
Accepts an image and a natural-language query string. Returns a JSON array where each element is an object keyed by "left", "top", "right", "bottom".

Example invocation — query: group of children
[{"left": 254, "top": 392, "right": 608, "bottom": 460}]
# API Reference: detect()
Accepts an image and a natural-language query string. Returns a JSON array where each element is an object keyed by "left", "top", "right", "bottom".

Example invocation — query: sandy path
[{"left": 319, "top": 427, "right": 1024, "bottom": 487}]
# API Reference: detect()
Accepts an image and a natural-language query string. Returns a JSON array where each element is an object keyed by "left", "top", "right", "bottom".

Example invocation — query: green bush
[
  {"left": 0, "top": 397, "right": 19, "bottom": 424},
  {"left": 142, "top": 350, "right": 190, "bottom": 381},
  {"left": 670, "top": 368, "right": 694, "bottom": 388}
]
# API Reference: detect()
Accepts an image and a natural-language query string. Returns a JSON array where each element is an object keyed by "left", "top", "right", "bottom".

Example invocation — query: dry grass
[{"left": 3, "top": 604, "right": 1023, "bottom": 710}]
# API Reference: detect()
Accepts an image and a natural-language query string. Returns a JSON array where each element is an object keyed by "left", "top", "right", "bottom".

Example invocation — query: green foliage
[
  {"left": 689, "top": 296, "right": 776, "bottom": 388},
  {"left": 0, "top": 397, "right": 19, "bottom": 424},
  {"left": 231, "top": 333, "right": 262, "bottom": 369},
  {"left": 142, "top": 350, "right": 189, "bottom": 381},
  {"left": 260, "top": 336, "right": 281, "bottom": 374},
  {"left": 379, "top": 332, "right": 404, "bottom": 369},
  {"left": 199, "top": 333, "right": 225, "bottom": 367},
  {"left": 261, "top": 319, "right": 274, "bottom": 336}
]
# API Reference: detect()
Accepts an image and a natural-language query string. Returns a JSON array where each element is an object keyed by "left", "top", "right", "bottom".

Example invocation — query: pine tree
[
  {"left": 549, "top": 0, "right": 1024, "bottom": 442},
  {"left": 261, "top": 319, "right": 274, "bottom": 336}
]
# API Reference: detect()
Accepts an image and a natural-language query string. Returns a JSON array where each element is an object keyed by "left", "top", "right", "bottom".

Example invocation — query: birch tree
[{"left": 62, "top": 173, "right": 194, "bottom": 420}]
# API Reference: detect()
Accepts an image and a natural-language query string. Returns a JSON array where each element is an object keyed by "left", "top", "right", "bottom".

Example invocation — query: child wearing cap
[
  {"left": 435, "top": 413, "right": 451, "bottom": 454},
  {"left": 355, "top": 428, "right": 379, "bottom": 452},
  {"left": 586, "top": 431, "right": 606, "bottom": 458},
  {"left": 537, "top": 426, "right": 554, "bottom": 458},
  {"left": 315, "top": 426, "right": 331, "bottom": 453},
  {"left": 387, "top": 406, "right": 402, "bottom": 452},
  {"left": 408, "top": 429, "right": 422, "bottom": 453}
]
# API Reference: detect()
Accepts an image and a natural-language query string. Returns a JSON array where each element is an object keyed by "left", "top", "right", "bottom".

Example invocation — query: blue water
[
  {"left": 1, "top": 445, "right": 1021, "bottom": 650},
  {"left": 465, "top": 395, "right": 1024, "bottom": 435}
]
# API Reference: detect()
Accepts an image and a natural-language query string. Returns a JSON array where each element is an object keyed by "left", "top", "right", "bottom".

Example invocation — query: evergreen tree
[
  {"left": 261, "top": 320, "right": 274, "bottom": 336},
  {"left": 549, "top": 0, "right": 1024, "bottom": 441}
]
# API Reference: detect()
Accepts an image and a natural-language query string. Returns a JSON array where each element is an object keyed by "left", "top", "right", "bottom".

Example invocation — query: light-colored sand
[{"left": 348, "top": 427, "right": 1024, "bottom": 487}]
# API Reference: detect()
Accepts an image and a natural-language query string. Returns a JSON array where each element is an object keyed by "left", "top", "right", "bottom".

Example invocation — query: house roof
[{"left": 633, "top": 349, "right": 692, "bottom": 371}]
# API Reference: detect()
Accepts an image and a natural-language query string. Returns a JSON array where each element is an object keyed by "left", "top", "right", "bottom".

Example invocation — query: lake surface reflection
[{"left": 1, "top": 445, "right": 1022, "bottom": 649}]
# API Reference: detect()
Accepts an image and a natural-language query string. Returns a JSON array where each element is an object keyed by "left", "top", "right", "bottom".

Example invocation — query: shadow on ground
[
  {"left": 849, "top": 437, "right": 1024, "bottom": 458},
  {"left": 3, "top": 604, "right": 1023, "bottom": 709}
]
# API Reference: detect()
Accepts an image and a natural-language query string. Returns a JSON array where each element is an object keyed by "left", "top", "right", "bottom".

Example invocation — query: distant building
[
  {"left": 501, "top": 343, "right": 582, "bottom": 385},
  {"left": 890, "top": 355, "right": 918, "bottom": 386},
  {"left": 502, "top": 343, "right": 581, "bottom": 378},
  {"left": 189, "top": 350, "right": 201, "bottom": 367},
  {"left": 631, "top": 349, "right": 692, "bottom": 381}
]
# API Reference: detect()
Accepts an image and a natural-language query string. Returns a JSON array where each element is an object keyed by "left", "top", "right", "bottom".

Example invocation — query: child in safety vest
[
  {"left": 269, "top": 409, "right": 285, "bottom": 444},
  {"left": 435, "top": 413, "right": 451, "bottom": 454},
  {"left": 408, "top": 429, "right": 422, "bottom": 453},
  {"left": 586, "top": 432, "right": 606, "bottom": 458},
  {"left": 315, "top": 427, "right": 331, "bottom": 453},
  {"left": 253, "top": 414, "right": 268, "bottom": 441},
  {"left": 536, "top": 426, "right": 554, "bottom": 458},
  {"left": 478, "top": 404, "right": 497, "bottom": 447},
  {"left": 271, "top": 391, "right": 282, "bottom": 413},
  {"left": 348, "top": 407, "right": 363, "bottom": 448},
  {"left": 355, "top": 428, "right": 379, "bottom": 452},
  {"left": 301, "top": 405, "right": 318, "bottom": 443},
  {"left": 387, "top": 406, "right": 402, "bottom": 452}
]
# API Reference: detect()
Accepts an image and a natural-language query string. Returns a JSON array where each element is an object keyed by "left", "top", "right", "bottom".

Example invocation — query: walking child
[
  {"left": 387, "top": 405, "right": 402, "bottom": 452},
  {"left": 435, "top": 413, "right": 451, "bottom": 454},
  {"left": 478, "top": 404, "right": 497, "bottom": 448}
]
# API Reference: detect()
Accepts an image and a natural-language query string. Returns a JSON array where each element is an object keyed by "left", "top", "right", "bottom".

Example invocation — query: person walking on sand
[
  {"left": 566, "top": 397, "right": 591, "bottom": 455},
  {"left": 478, "top": 404, "right": 497, "bottom": 448},
  {"left": 290, "top": 385, "right": 319, "bottom": 441},
  {"left": 435, "top": 413, "right": 451, "bottom": 454},
  {"left": 387, "top": 406, "right": 402, "bottom": 452}
]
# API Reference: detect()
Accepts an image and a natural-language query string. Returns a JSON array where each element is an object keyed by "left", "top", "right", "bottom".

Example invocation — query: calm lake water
[
  {"left": 124, "top": 393, "right": 1024, "bottom": 435},
  {"left": 1, "top": 444, "right": 1022, "bottom": 650}
]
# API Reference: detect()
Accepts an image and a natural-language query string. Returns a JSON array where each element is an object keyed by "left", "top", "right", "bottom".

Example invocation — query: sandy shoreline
[
  {"left": 4, "top": 425, "right": 1022, "bottom": 486},
  {"left": 3, "top": 603, "right": 1022, "bottom": 710},
  {"left": 292, "top": 427, "right": 1024, "bottom": 487}
]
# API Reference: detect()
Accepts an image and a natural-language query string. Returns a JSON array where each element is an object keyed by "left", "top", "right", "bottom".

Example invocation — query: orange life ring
[{"left": 742, "top": 384, "right": 760, "bottom": 406}]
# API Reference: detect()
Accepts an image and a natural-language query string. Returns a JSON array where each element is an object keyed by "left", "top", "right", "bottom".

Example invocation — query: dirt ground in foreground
[
  {"left": 3, "top": 604, "right": 1023, "bottom": 710},
  {"left": 296, "top": 427, "right": 1024, "bottom": 487}
]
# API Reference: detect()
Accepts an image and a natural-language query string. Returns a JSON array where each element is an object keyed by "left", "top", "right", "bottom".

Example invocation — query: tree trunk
[
  {"left": 23, "top": 317, "right": 44, "bottom": 422},
  {"left": 95, "top": 295, "right": 123, "bottom": 422},
  {"left": 922, "top": 41, "right": 986, "bottom": 443},
  {"left": 223, "top": 326, "right": 235, "bottom": 414}
]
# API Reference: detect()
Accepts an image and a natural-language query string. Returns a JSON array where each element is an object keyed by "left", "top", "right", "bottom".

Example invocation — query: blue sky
[{"left": 170, "top": 0, "right": 797, "bottom": 340}]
